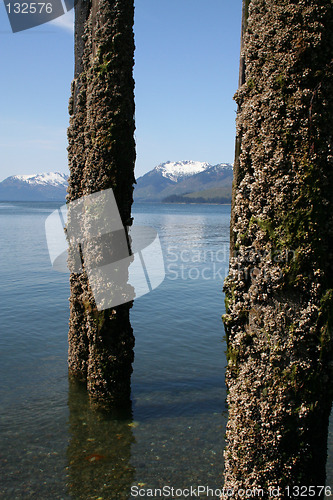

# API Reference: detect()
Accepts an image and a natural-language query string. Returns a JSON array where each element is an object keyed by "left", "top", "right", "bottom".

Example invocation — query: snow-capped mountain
[
  {"left": 0, "top": 162, "right": 233, "bottom": 203},
  {"left": 134, "top": 161, "right": 233, "bottom": 202},
  {"left": 156, "top": 160, "right": 211, "bottom": 181},
  {"left": 14, "top": 172, "right": 68, "bottom": 187},
  {"left": 0, "top": 172, "right": 68, "bottom": 201},
  {"left": 155, "top": 160, "right": 232, "bottom": 182}
]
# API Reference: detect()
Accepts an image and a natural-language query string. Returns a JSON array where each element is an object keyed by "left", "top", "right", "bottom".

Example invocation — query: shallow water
[{"left": 0, "top": 201, "right": 332, "bottom": 499}]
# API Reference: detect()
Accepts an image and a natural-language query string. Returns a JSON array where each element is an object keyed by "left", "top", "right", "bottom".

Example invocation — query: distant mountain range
[
  {"left": 134, "top": 161, "right": 233, "bottom": 203},
  {"left": 0, "top": 172, "right": 68, "bottom": 201},
  {"left": 0, "top": 161, "right": 233, "bottom": 203}
]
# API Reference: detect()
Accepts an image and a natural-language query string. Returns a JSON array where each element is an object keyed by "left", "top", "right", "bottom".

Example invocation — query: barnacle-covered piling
[
  {"left": 223, "top": 0, "right": 333, "bottom": 494},
  {"left": 67, "top": 0, "right": 135, "bottom": 409}
]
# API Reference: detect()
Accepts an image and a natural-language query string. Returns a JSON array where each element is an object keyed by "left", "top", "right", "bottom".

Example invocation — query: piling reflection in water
[{"left": 66, "top": 378, "right": 135, "bottom": 500}]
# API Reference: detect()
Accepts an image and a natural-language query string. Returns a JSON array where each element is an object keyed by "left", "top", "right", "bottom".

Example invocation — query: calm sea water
[{"left": 0, "top": 201, "right": 332, "bottom": 499}]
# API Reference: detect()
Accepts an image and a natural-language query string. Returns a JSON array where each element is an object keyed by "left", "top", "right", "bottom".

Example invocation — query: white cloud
[{"left": 49, "top": 10, "right": 74, "bottom": 33}]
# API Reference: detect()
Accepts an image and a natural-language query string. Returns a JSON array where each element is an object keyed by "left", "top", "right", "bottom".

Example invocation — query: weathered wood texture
[
  {"left": 224, "top": 0, "right": 333, "bottom": 494},
  {"left": 67, "top": 0, "right": 135, "bottom": 409}
]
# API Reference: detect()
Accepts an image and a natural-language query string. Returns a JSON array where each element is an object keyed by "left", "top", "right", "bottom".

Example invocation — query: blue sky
[{"left": 0, "top": 0, "right": 242, "bottom": 181}]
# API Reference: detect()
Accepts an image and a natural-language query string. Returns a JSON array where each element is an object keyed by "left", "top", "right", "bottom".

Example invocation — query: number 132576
[{"left": 6, "top": 3, "right": 53, "bottom": 14}]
